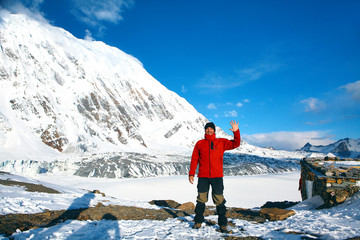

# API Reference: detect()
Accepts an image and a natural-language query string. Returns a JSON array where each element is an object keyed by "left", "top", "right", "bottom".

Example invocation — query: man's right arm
[
  {"left": 188, "top": 143, "right": 199, "bottom": 183},
  {"left": 189, "top": 175, "right": 195, "bottom": 184}
]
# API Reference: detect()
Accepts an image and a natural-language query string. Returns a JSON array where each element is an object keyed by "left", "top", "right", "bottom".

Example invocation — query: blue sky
[{"left": 2, "top": 0, "right": 360, "bottom": 150}]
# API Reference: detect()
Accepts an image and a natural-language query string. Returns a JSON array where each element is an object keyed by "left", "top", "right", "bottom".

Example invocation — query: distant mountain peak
[
  {"left": 299, "top": 138, "right": 360, "bottom": 158},
  {"left": 302, "top": 142, "right": 312, "bottom": 149}
]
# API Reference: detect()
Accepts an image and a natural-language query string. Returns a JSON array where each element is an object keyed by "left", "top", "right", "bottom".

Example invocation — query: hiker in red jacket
[{"left": 189, "top": 120, "right": 240, "bottom": 233}]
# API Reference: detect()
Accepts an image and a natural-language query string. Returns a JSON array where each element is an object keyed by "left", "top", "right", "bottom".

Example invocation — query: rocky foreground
[
  {"left": 0, "top": 178, "right": 297, "bottom": 239},
  {"left": 0, "top": 200, "right": 296, "bottom": 237}
]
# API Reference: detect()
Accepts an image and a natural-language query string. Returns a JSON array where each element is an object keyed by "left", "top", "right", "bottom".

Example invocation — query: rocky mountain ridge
[
  {"left": 299, "top": 138, "right": 360, "bottom": 159},
  {"left": 0, "top": 152, "right": 300, "bottom": 178}
]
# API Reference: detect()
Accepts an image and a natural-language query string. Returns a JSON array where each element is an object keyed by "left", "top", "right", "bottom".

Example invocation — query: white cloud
[
  {"left": 243, "top": 131, "right": 334, "bottom": 151},
  {"left": 300, "top": 97, "right": 326, "bottom": 112},
  {"left": 197, "top": 64, "right": 278, "bottom": 92},
  {"left": 207, "top": 103, "right": 216, "bottom": 110},
  {"left": 84, "top": 29, "right": 95, "bottom": 41},
  {"left": 224, "top": 110, "right": 238, "bottom": 117},
  {"left": 236, "top": 99, "right": 250, "bottom": 107},
  {"left": 297, "top": 80, "right": 359, "bottom": 120},
  {"left": 236, "top": 64, "right": 279, "bottom": 84},
  {"left": 196, "top": 73, "right": 229, "bottom": 91},
  {"left": 181, "top": 85, "right": 187, "bottom": 93},
  {"left": 340, "top": 80, "right": 360, "bottom": 101},
  {"left": 208, "top": 101, "right": 246, "bottom": 110},
  {"left": 71, "top": 0, "right": 134, "bottom": 26},
  {"left": 1, "top": 0, "right": 47, "bottom": 23},
  {"left": 236, "top": 67, "right": 262, "bottom": 82},
  {"left": 305, "top": 120, "right": 332, "bottom": 126},
  {"left": 1, "top": 0, "right": 133, "bottom": 36}
]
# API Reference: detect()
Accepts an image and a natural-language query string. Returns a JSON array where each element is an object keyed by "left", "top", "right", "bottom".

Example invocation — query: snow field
[{"left": 1, "top": 172, "right": 360, "bottom": 239}]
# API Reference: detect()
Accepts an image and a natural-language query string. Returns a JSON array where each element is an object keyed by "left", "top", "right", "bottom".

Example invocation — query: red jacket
[{"left": 189, "top": 129, "right": 240, "bottom": 178}]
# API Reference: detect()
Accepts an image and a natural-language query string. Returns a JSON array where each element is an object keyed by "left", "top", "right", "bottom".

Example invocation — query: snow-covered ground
[
  {"left": 1, "top": 172, "right": 360, "bottom": 239},
  {"left": 29, "top": 172, "right": 302, "bottom": 209}
]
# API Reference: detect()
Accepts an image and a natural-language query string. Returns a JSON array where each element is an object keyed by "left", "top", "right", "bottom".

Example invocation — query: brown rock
[
  {"left": 335, "top": 190, "right": 351, "bottom": 203},
  {"left": 176, "top": 202, "right": 195, "bottom": 211},
  {"left": 92, "top": 190, "right": 105, "bottom": 197},
  {"left": 148, "top": 200, "right": 180, "bottom": 209},
  {"left": 0, "top": 203, "right": 270, "bottom": 236},
  {"left": 259, "top": 208, "right": 296, "bottom": 221},
  {"left": 43, "top": 211, "right": 51, "bottom": 217}
]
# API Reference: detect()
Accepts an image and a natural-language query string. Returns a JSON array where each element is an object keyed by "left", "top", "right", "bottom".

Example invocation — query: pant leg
[
  {"left": 210, "top": 178, "right": 227, "bottom": 226},
  {"left": 194, "top": 178, "right": 210, "bottom": 223},
  {"left": 210, "top": 177, "right": 226, "bottom": 206},
  {"left": 196, "top": 177, "right": 210, "bottom": 203},
  {"left": 216, "top": 203, "right": 227, "bottom": 226},
  {"left": 194, "top": 202, "right": 205, "bottom": 223}
]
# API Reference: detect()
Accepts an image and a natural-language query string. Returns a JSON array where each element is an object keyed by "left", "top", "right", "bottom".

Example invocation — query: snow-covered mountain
[
  {"left": 0, "top": 10, "right": 311, "bottom": 161},
  {"left": 0, "top": 10, "right": 332, "bottom": 179},
  {"left": 299, "top": 138, "right": 360, "bottom": 159},
  {"left": 0, "top": 10, "right": 218, "bottom": 161}
]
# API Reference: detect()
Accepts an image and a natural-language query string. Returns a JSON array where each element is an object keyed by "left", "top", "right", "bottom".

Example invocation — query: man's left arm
[{"left": 225, "top": 120, "right": 241, "bottom": 150}]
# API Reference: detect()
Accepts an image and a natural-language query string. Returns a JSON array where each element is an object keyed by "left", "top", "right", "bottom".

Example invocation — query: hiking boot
[
  {"left": 219, "top": 225, "right": 231, "bottom": 233},
  {"left": 192, "top": 223, "right": 202, "bottom": 229}
]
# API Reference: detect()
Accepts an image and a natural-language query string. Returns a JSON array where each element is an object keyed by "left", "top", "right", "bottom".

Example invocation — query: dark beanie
[{"left": 204, "top": 122, "right": 216, "bottom": 132}]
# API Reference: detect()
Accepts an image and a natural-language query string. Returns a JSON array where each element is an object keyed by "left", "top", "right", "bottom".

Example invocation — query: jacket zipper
[{"left": 209, "top": 140, "right": 211, "bottom": 178}]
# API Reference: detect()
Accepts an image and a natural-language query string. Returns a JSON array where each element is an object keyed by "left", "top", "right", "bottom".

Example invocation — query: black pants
[{"left": 194, "top": 177, "right": 227, "bottom": 226}]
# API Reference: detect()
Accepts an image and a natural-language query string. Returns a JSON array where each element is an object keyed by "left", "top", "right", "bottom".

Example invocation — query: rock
[
  {"left": 92, "top": 190, "right": 105, "bottom": 197},
  {"left": 335, "top": 186, "right": 360, "bottom": 204},
  {"left": 229, "top": 208, "right": 266, "bottom": 223},
  {"left": 261, "top": 201, "right": 299, "bottom": 209},
  {"left": 0, "top": 179, "right": 60, "bottom": 194},
  {"left": 149, "top": 200, "right": 194, "bottom": 210},
  {"left": 325, "top": 171, "right": 334, "bottom": 176},
  {"left": 259, "top": 208, "right": 295, "bottom": 221},
  {"left": 176, "top": 202, "right": 195, "bottom": 211},
  {"left": 43, "top": 211, "right": 51, "bottom": 217},
  {"left": 0, "top": 203, "right": 270, "bottom": 236},
  {"left": 148, "top": 200, "right": 180, "bottom": 209}
]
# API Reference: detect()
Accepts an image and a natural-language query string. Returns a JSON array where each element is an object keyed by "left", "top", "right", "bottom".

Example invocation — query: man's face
[{"left": 205, "top": 127, "right": 215, "bottom": 136}]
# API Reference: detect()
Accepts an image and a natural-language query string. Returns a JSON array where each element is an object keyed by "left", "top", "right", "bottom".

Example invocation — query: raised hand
[{"left": 229, "top": 120, "right": 239, "bottom": 132}]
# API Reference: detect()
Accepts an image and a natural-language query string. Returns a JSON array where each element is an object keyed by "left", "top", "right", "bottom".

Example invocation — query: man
[{"left": 189, "top": 120, "right": 240, "bottom": 233}]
